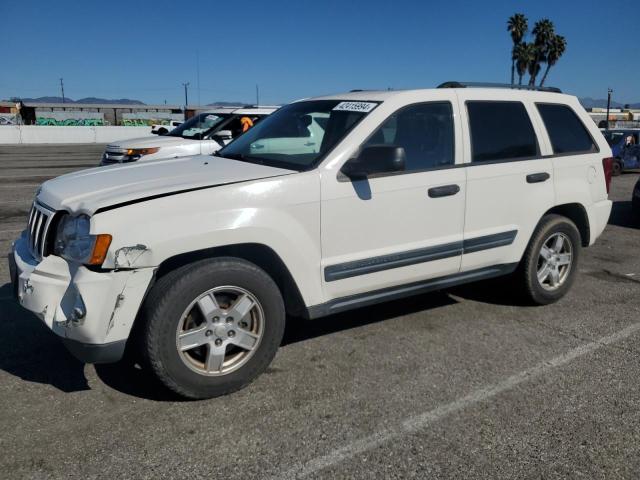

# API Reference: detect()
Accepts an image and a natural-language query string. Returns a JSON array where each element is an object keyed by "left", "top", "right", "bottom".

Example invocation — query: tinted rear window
[
  {"left": 536, "top": 103, "right": 597, "bottom": 154},
  {"left": 467, "top": 101, "right": 538, "bottom": 162}
]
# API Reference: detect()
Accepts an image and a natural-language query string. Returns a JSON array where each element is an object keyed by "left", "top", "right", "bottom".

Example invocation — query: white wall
[{"left": 0, "top": 126, "right": 152, "bottom": 144}]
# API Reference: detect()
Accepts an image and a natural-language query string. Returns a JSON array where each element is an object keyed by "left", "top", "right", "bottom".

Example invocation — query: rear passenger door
[
  {"left": 457, "top": 95, "right": 555, "bottom": 272},
  {"left": 535, "top": 102, "right": 605, "bottom": 215}
]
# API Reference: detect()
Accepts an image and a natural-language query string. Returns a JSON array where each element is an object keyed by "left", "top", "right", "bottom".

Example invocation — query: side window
[
  {"left": 364, "top": 102, "right": 454, "bottom": 171},
  {"left": 467, "top": 101, "right": 538, "bottom": 162},
  {"left": 536, "top": 103, "right": 597, "bottom": 154}
]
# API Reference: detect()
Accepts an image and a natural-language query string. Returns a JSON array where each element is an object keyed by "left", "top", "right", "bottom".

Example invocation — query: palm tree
[
  {"left": 528, "top": 19, "right": 555, "bottom": 85},
  {"left": 515, "top": 42, "right": 535, "bottom": 85},
  {"left": 539, "top": 34, "right": 567, "bottom": 86},
  {"left": 508, "top": 14, "right": 528, "bottom": 84}
]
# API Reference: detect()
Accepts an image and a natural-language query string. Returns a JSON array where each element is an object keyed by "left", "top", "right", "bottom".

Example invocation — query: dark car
[
  {"left": 602, "top": 129, "right": 640, "bottom": 175},
  {"left": 633, "top": 177, "right": 640, "bottom": 216}
]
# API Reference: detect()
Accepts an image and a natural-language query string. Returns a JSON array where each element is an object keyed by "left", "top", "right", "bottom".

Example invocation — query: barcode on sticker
[{"left": 333, "top": 101, "right": 377, "bottom": 113}]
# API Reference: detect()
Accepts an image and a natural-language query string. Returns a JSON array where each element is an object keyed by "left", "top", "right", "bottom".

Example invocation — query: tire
[
  {"left": 633, "top": 197, "right": 640, "bottom": 221},
  {"left": 140, "top": 257, "right": 285, "bottom": 399},
  {"left": 157, "top": 128, "right": 168, "bottom": 135},
  {"left": 612, "top": 160, "right": 623, "bottom": 176},
  {"left": 517, "top": 214, "right": 581, "bottom": 305}
]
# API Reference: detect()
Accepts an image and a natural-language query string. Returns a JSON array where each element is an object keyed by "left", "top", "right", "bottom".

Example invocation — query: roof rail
[{"left": 437, "top": 81, "right": 562, "bottom": 93}]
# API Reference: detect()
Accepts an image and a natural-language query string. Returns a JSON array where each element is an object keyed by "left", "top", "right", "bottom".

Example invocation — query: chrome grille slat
[
  {"left": 33, "top": 212, "right": 43, "bottom": 252},
  {"left": 26, "top": 202, "right": 55, "bottom": 261}
]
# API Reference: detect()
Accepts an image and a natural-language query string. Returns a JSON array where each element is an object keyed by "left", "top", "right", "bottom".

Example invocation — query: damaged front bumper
[{"left": 9, "top": 233, "right": 155, "bottom": 363}]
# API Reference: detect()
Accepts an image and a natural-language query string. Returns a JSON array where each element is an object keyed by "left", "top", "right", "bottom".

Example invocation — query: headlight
[
  {"left": 126, "top": 147, "right": 160, "bottom": 160},
  {"left": 54, "top": 214, "right": 112, "bottom": 265}
]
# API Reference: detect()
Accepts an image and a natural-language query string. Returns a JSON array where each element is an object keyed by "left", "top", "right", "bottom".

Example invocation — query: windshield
[
  {"left": 603, "top": 131, "right": 626, "bottom": 147},
  {"left": 217, "top": 100, "right": 378, "bottom": 171},
  {"left": 168, "top": 112, "right": 230, "bottom": 139}
]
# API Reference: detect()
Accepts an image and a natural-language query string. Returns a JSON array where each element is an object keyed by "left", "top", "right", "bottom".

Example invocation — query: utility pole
[
  {"left": 606, "top": 88, "right": 613, "bottom": 131},
  {"left": 60, "top": 78, "right": 65, "bottom": 103},
  {"left": 256, "top": 84, "right": 259, "bottom": 106},
  {"left": 182, "top": 82, "right": 190, "bottom": 107},
  {"left": 196, "top": 51, "right": 201, "bottom": 107}
]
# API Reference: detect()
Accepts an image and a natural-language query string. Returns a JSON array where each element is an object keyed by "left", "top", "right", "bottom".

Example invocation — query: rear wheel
[
  {"left": 517, "top": 214, "right": 581, "bottom": 305},
  {"left": 612, "top": 159, "right": 623, "bottom": 176},
  {"left": 141, "top": 258, "right": 285, "bottom": 399}
]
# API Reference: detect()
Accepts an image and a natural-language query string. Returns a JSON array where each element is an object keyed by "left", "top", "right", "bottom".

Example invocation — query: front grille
[{"left": 27, "top": 202, "right": 55, "bottom": 260}]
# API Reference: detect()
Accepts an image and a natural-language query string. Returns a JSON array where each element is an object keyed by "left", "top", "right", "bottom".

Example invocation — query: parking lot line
[{"left": 276, "top": 320, "right": 640, "bottom": 480}]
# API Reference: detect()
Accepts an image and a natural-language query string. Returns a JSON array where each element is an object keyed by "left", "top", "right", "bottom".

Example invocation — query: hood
[
  {"left": 107, "top": 135, "right": 199, "bottom": 149},
  {"left": 37, "top": 155, "right": 295, "bottom": 215}
]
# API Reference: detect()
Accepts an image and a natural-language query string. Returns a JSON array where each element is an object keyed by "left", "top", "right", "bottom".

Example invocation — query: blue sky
[{"left": 2, "top": 0, "right": 638, "bottom": 105}]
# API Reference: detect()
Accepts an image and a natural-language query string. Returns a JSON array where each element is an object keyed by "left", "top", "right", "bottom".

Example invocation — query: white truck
[
  {"left": 150, "top": 120, "right": 182, "bottom": 135},
  {"left": 100, "top": 106, "right": 277, "bottom": 166},
  {"left": 10, "top": 83, "right": 613, "bottom": 399}
]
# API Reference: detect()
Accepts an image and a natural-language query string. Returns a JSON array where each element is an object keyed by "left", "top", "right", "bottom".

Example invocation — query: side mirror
[
  {"left": 213, "top": 129, "right": 233, "bottom": 140},
  {"left": 341, "top": 145, "right": 406, "bottom": 179}
]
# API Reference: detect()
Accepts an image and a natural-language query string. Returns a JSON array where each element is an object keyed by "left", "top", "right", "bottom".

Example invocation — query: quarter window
[
  {"left": 536, "top": 104, "right": 597, "bottom": 154},
  {"left": 364, "top": 102, "right": 454, "bottom": 171},
  {"left": 467, "top": 101, "right": 538, "bottom": 162}
]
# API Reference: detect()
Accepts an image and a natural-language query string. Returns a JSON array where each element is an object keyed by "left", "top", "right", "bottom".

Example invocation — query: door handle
[
  {"left": 428, "top": 184, "right": 460, "bottom": 198},
  {"left": 252, "top": 144, "right": 264, "bottom": 149},
  {"left": 304, "top": 142, "right": 316, "bottom": 147},
  {"left": 526, "top": 172, "right": 550, "bottom": 183}
]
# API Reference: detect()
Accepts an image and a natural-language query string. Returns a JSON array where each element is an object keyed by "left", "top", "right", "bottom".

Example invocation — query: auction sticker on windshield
[{"left": 333, "top": 101, "right": 378, "bottom": 113}]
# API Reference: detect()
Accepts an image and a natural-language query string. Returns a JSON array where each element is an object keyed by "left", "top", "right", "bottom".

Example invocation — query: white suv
[
  {"left": 9, "top": 84, "right": 613, "bottom": 399},
  {"left": 100, "top": 106, "right": 277, "bottom": 165}
]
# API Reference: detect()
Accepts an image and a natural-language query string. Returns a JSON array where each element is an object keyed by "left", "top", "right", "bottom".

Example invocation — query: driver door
[{"left": 321, "top": 99, "right": 466, "bottom": 301}]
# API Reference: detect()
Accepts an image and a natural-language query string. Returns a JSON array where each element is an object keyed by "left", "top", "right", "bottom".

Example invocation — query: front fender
[{"left": 92, "top": 173, "right": 323, "bottom": 306}]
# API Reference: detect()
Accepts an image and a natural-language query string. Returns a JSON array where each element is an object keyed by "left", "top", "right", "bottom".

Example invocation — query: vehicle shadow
[
  {"left": 608, "top": 200, "right": 639, "bottom": 229},
  {"left": 282, "top": 290, "right": 456, "bottom": 346},
  {"left": 0, "top": 283, "right": 90, "bottom": 393},
  {"left": 447, "top": 275, "right": 533, "bottom": 307},
  {"left": 94, "top": 291, "right": 458, "bottom": 401},
  {"left": 0, "top": 277, "right": 526, "bottom": 400},
  {"left": 94, "top": 359, "right": 182, "bottom": 402}
]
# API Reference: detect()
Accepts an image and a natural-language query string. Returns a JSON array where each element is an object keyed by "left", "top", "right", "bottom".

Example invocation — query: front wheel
[
  {"left": 141, "top": 258, "right": 285, "bottom": 399},
  {"left": 517, "top": 214, "right": 581, "bottom": 305}
]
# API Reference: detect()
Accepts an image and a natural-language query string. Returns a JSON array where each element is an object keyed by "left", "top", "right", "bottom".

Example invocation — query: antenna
[{"left": 59, "top": 78, "right": 65, "bottom": 103}]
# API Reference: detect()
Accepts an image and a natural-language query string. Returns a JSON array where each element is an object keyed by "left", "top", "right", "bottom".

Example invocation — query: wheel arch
[
  {"left": 154, "top": 243, "right": 308, "bottom": 318},
  {"left": 543, "top": 203, "right": 590, "bottom": 247}
]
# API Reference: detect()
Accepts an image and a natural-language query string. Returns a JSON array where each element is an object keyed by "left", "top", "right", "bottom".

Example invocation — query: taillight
[{"left": 602, "top": 157, "right": 613, "bottom": 194}]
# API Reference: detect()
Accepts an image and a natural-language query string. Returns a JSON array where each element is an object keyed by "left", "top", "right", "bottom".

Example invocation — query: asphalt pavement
[{"left": 1, "top": 144, "right": 639, "bottom": 479}]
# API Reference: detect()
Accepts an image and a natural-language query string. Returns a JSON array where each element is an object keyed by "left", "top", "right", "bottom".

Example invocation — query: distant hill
[
  {"left": 579, "top": 97, "right": 640, "bottom": 109},
  {"left": 12, "top": 96, "right": 146, "bottom": 105}
]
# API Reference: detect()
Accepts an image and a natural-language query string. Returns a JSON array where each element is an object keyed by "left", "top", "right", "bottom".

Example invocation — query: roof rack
[{"left": 437, "top": 81, "right": 562, "bottom": 93}]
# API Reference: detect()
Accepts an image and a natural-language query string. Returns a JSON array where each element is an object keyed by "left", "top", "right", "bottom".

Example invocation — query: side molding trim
[
  {"left": 309, "top": 263, "right": 518, "bottom": 319},
  {"left": 324, "top": 230, "right": 517, "bottom": 282}
]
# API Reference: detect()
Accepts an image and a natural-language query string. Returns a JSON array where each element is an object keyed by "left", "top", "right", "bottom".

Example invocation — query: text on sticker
[{"left": 333, "top": 102, "right": 378, "bottom": 113}]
